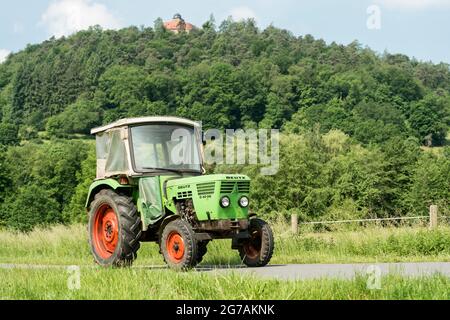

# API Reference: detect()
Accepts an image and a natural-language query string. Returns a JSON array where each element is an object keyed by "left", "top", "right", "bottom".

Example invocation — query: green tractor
[{"left": 86, "top": 117, "right": 274, "bottom": 269}]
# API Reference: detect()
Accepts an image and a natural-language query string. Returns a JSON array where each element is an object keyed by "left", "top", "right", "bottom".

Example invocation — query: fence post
[
  {"left": 429, "top": 205, "right": 438, "bottom": 229},
  {"left": 291, "top": 214, "right": 298, "bottom": 234}
]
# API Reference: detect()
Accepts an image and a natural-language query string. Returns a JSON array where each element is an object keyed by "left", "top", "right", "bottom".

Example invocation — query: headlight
[
  {"left": 220, "top": 196, "right": 230, "bottom": 208},
  {"left": 239, "top": 196, "right": 249, "bottom": 208}
]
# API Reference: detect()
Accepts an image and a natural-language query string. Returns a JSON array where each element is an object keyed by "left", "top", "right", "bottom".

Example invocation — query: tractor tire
[
  {"left": 239, "top": 218, "right": 274, "bottom": 267},
  {"left": 196, "top": 240, "right": 209, "bottom": 265},
  {"left": 88, "top": 189, "right": 142, "bottom": 267},
  {"left": 160, "top": 219, "right": 198, "bottom": 270}
]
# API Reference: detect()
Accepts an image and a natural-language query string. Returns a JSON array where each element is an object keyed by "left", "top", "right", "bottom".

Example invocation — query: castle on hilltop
[{"left": 163, "top": 14, "right": 195, "bottom": 33}]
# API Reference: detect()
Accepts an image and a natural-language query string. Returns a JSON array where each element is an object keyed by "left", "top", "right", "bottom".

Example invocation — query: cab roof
[{"left": 91, "top": 116, "right": 201, "bottom": 134}]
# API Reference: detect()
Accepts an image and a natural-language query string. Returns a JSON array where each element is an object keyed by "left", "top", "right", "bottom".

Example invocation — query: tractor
[{"left": 86, "top": 116, "right": 274, "bottom": 269}]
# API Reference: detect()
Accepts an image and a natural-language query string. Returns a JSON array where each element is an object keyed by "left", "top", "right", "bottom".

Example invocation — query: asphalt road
[
  {"left": 198, "top": 262, "right": 450, "bottom": 280},
  {"left": 1, "top": 262, "right": 449, "bottom": 280}
]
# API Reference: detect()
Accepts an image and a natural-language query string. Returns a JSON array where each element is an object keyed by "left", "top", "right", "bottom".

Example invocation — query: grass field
[
  {"left": 1, "top": 224, "right": 449, "bottom": 300},
  {"left": 1, "top": 224, "right": 449, "bottom": 266},
  {"left": 1, "top": 268, "right": 449, "bottom": 300}
]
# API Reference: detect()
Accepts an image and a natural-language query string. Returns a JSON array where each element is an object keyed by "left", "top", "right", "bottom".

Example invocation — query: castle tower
[{"left": 163, "top": 13, "right": 195, "bottom": 33}]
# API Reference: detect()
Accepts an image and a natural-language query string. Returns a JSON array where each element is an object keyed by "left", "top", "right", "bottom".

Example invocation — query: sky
[{"left": 0, "top": 0, "right": 449, "bottom": 64}]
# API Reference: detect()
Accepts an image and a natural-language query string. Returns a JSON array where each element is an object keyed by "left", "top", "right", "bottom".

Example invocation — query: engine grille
[
  {"left": 237, "top": 181, "right": 250, "bottom": 193},
  {"left": 220, "top": 181, "right": 235, "bottom": 193},
  {"left": 196, "top": 182, "right": 215, "bottom": 196},
  {"left": 220, "top": 181, "right": 250, "bottom": 194}
]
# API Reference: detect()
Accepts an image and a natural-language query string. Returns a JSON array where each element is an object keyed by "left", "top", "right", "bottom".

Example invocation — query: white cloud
[
  {"left": 41, "top": 0, "right": 122, "bottom": 38},
  {"left": 0, "top": 49, "right": 11, "bottom": 64},
  {"left": 229, "top": 6, "right": 257, "bottom": 21},
  {"left": 375, "top": 0, "right": 450, "bottom": 10}
]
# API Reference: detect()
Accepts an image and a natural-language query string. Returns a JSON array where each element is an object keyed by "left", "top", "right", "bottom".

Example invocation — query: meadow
[
  {"left": 1, "top": 223, "right": 449, "bottom": 266},
  {"left": 1, "top": 268, "right": 448, "bottom": 300}
]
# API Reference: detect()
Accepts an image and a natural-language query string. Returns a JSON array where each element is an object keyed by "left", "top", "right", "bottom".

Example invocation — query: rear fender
[{"left": 85, "top": 179, "right": 133, "bottom": 208}]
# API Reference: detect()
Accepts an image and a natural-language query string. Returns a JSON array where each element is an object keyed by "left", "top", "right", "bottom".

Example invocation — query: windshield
[{"left": 130, "top": 124, "right": 202, "bottom": 172}]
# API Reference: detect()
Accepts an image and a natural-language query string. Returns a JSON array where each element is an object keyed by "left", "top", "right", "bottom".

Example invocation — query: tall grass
[
  {"left": 1, "top": 223, "right": 449, "bottom": 265},
  {"left": 0, "top": 268, "right": 448, "bottom": 300}
]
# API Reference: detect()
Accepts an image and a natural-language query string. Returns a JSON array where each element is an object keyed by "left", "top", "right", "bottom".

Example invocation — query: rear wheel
[
  {"left": 88, "top": 189, "right": 142, "bottom": 267},
  {"left": 161, "top": 219, "right": 198, "bottom": 270},
  {"left": 239, "top": 218, "right": 274, "bottom": 267}
]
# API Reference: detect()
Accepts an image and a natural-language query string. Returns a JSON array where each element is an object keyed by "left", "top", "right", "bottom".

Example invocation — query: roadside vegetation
[
  {"left": 0, "top": 130, "right": 448, "bottom": 232},
  {"left": 1, "top": 224, "right": 449, "bottom": 266}
]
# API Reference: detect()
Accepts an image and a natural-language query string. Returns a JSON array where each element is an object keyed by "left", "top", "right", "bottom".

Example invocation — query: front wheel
[
  {"left": 239, "top": 218, "right": 274, "bottom": 267},
  {"left": 160, "top": 219, "right": 198, "bottom": 270}
]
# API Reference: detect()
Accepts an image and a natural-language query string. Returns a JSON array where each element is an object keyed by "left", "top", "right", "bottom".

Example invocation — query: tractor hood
[{"left": 164, "top": 174, "right": 251, "bottom": 221}]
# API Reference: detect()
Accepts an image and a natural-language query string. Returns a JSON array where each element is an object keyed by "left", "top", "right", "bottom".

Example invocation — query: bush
[
  {"left": 2, "top": 185, "right": 60, "bottom": 232},
  {"left": 63, "top": 144, "right": 96, "bottom": 223},
  {"left": 46, "top": 99, "right": 101, "bottom": 138},
  {"left": 403, "top": 152, "right": 450, "bottom": 216},
  {"left": 0, "top": 141, "right": 91, "bottom": 230},
  {"left": 214, "top": 129, "right": 447, "bottom": 222}
]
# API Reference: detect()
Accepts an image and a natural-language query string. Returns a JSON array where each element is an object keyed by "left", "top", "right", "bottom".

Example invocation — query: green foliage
[
  {"left": 0, "top": 141, "right": 90, "bottom": 231},
  {"left": 351, "top": 102, "right": 408, "bottom": 144},
  {"left": 0, "top": 123, "right": 19, "bottom": 146},
  {"left": 214, "top": 130, "right": 448, "bottom": 221},
  {"left": 63, "top": 143, "right": 96, "bottom": 223},
  {"left": 407, "top": 93, "right": 449, "bottom": 146},
  {"left": 0, "top": 19, "right": 448, "bottom": 230},
  {"left": 46, "top": 98, "right": 101, "bottom": 137},
  {"left": 404, "top": 151, "right": 450, "bottom": 216},
  {"left": 18, "top": 125, "right": 39, "bottom": 141},
  {"left": 0, "top": 148, "right": 9, "bottom": 206},
  {"left": 0, "top": 20, "right": 447, "bottom": 145},
  {"left": 2, "top": 185, "right": 60, "bottom": 232}
]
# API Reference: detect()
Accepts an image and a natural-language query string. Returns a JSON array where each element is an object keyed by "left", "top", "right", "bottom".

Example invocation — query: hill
[{"left": 0, "top": 19, "right": 449, "bottom": 146}]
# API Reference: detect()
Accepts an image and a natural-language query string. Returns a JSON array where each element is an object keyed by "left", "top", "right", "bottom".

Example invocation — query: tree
[
  {"left": 351, "top": 102, "right": 408, "bottom": 145},
  {"left": 96, "top": 65, "right": 148, "bottom": 122},
  {"left": 408, "top": 93, "right": 449, "bottom": 146},
  {"left": 2, "top": 141, "right": 90, "bottom": 227},
  {"left": 0, "top": 123, "right": 19, "bottom": 145},
  {"left": 404, "top": 152, "right": 450, "bottom": 216},
  {"left": 2, "top": 185, "right": 60, "bottom": 232},
  {"left": 46, "top": 98, "right": 101, "bottom": 137},
  {"left": 0, "top": 147, "right": 9, "bottom": 205},
  {"left": 63, "top": 145, "right": 96, "bottom": 223}
]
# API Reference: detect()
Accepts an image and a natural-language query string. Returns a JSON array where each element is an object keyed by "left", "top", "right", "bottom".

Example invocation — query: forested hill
[{"left": 0, "top": 18, "right": 449, "bottom": 146}]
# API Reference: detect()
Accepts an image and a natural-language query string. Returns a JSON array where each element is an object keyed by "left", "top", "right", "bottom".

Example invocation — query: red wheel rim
[
  {"left": 243, "top": 230, "right": 262, "bottom": 259},
  {"left": 93, "top": 204, "right": 119, "bottom": 259},
  {"left": 166, "top": 231, "right": 185, "bottom": 263}
]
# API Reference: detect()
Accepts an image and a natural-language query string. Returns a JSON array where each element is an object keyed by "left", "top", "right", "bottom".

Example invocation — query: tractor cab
[{"left": 91, "top": 116, "right": 203, "bottom": 179}]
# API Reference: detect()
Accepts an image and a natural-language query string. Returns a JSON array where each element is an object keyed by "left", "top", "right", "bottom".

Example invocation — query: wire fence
[
  {"left": 289, "top": 205, "right": 448, "bottom": 233},
  {"left": 299, "top": 215, "right": 430, "bottom": 225}
]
